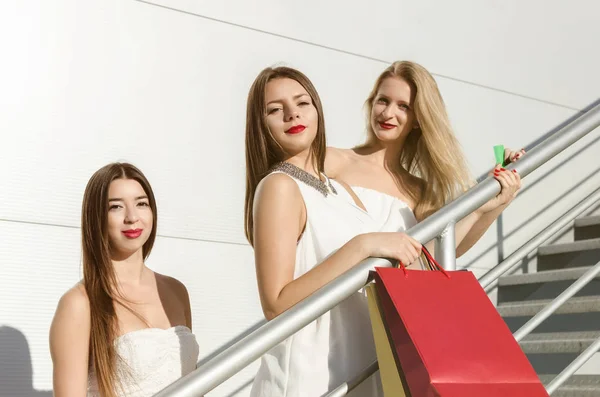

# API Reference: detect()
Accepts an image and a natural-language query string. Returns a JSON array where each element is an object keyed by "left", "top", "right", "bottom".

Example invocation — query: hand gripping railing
[{"left": 155, "top": 103, "right": 600, "bottom": 397}]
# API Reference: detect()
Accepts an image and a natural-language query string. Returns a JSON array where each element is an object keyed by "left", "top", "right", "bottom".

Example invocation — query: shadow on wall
[{"left": 0, "top": 326, "right": 52, "bottom": 397}]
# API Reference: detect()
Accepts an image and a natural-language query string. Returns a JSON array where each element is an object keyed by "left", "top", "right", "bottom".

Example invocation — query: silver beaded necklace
[{"left": 271, "top": 162, "right": 337, "bottom": 197}]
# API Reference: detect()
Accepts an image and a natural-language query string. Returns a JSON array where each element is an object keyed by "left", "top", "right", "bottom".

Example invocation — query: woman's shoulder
[
  {"left": 155, "top": 273, "right": 190, "bottom": 301},
  {"left": 50, "top": 282, "right": 91, "bottom": 343},
  {"left": 325, "top": 146, "right": 356, "bottom": 177},
  {"left": 56, "top": 282, "right": 90, "bottom": 316},
  {"left": 326, "top": 146, "right": 355, "bottom": 161},
  {"left": 255, "top": 171, "right": 303, "bottom": 203}
]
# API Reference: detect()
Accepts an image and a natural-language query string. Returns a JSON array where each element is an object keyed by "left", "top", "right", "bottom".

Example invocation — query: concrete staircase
[{"left": 497, "top": 215, "right": 600, "bottom": 396}]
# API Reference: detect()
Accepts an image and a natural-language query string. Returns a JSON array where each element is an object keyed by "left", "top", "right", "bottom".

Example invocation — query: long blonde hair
[
  {"left": 82, "top": 162, "right": 157, "bottom": 397},
  {"left": 365, "top": 61, "right": 472, "bottom": 220},
  {"left": 244, "top": 66, "right": 327, "bottom": 246}
]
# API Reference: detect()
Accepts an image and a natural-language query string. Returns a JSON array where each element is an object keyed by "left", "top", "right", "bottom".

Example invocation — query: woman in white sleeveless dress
[
  {"left": 49, "top": 163, "right": 199, "bottom": 397},
  {"left": 244, "top": 66, "right": 423, "bottom": 397},
  {"left": 326, "top": 61, "right": 525, "bottom": 257}
]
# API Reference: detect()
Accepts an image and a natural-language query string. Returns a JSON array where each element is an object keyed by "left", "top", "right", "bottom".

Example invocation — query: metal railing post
[{"left": 435, "top": 223, "right": 456, "bottom": 270}]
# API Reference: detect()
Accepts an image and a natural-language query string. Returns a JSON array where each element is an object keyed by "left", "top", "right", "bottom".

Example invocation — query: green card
[{"left": 494, "top": 144, "right": 505, "bottom": 166}]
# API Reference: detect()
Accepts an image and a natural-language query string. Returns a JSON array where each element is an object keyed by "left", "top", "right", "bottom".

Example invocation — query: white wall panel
[
  {"left": 1, "top": 0, "right": 599, "bottom": 394},
  {"left": 2, "top": 0, "right": 596, "bottom": 245},
  {"left": 141, "top": 0, "right": 600, "bottom": 109},
  {"left": 0, "top": 221, "right": 81, "bottom": 395}
]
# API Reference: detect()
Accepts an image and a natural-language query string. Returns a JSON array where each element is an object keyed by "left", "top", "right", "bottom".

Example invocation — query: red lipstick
[
  {"left": 122, "top": 229, "right": 143, "bottom": 239},
  {"left": 379, "top": 122, "right": 396, "bottom": 130},
  {"left": 286, "top": 125, "right": 306, "bottom": 134}
]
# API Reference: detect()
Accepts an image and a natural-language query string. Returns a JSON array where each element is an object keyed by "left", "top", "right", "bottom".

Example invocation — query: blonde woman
[{"left": 326, "top": 61, "right": 524, "bottom": 256}]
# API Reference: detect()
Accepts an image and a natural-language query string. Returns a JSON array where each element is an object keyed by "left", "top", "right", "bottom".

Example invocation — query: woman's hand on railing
[
  {"left": 455, "top": 148, "right": 525, "bottom": 257},
  {"left": 505, "top": 147, "right": 527, "bottom": 164},
  {"left": 476, "top": 147, "right": 526, "bottom": 214},
  {"left": 357, "top": 232, "right": 422, "bottom": 267},
  {"left": 478, "top": 165, "right": 522, "bottom": 213}
]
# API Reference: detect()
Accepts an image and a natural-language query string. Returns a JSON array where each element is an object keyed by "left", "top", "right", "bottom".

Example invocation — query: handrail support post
[{"left": 436, "top": 222, "right": 456, "bottom": 271}]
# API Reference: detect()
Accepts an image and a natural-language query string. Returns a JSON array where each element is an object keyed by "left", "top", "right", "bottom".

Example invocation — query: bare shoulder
[
  {"left": 255, "top": 172, "right": 302, "bottom": 207},
  {"left": 56, "top": 282, "right": 90, "bottom": 317},
  {"left": 253, "top": 171, "right": 306, "bottom": 245},
  {"left": 325, "top": 146, "right": 354, "bottom": 178},
  {"left": 155, "top": 273, "right": 189, "bottom": 300},
  {"left": 50, "top": 282, "right": 91, "bottom": 345},
  {"left": 154, "top": 272, "right": 193, "bottom": 329},
  {"left": 326, "top": 146, "right": 352, "bottom": 159}
]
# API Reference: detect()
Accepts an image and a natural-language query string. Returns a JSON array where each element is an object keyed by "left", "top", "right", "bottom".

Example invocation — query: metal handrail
[
  {"left": 322, "top": 195, "right": 600, "bottom": 396},
  {"left": 155, "top": 103, "right": 600, "bottom": 396}
]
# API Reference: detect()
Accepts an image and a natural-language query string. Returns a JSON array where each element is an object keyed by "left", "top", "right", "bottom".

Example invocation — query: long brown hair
[
  {"left": 81, "top": 162, "right": 157, "bottom": 397},
  {"left": 364, "top": 61, "right": 472, "bottom": 220},
  {"left": 244, "top": 66, "right": 327, "bottom": 246}
]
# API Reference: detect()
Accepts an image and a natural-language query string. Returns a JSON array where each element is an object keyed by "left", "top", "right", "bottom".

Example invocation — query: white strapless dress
[{"left": 87, "top": 325, "right": 199, "bottom": 397}]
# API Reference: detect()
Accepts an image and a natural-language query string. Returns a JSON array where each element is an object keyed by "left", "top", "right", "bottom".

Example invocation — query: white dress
[
  {"left": 250, "top": 173, "right": 418, "bottom": 397},
  {"left": 88, "top": 325, "right": 199, "bottom": 397}
]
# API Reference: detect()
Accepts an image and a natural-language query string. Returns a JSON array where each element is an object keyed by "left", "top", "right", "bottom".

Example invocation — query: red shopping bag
[{"left": 374, "top": 249, "right": 548, "bottom": 397}]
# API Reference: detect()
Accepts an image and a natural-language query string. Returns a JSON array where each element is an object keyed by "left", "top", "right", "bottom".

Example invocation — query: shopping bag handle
[
  {"left": 398, "top": 246, "right": 450, "bottom": 279},
  {"left": 422, "top": 246, "right": 450, "bottom": 278}
]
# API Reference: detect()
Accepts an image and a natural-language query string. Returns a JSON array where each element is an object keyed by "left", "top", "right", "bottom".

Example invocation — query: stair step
[
  {"left": 552, "top": 386, "right": 600, "bottom": 397},
  {"left": 576, "top": 216, "right": 600, "bottom": 228},
  {"left": 500, "top": 295, "right": 600, "bottom": 333},
  {"left": 499, "top": 267, "right": 596, "bottom": 286},
  {"left": 539, "top": 239, "right": 600, "bottom": 256},
  {"left": 537, "top": 238, "right": 600, "bottom": 271},
  {"left": 497, "top": 267, "right": 600, "bottom": 304},
  {"left": 520, "top": 331, "right": 600, "bottom": 354},
  {"left": 575, "top": 216, "right": 600, "bottom": 241},
  {"left": 498, "top": 296, "right": 600, "bottom": 317},
  {"left": 539, "top": 375, "right": 600, "bottom": 397}
]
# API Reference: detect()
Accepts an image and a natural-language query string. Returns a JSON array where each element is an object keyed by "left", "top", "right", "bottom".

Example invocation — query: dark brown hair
[
  {"left": 244, "top": 66, "right": 326, "bottom": 245},
  {"left": 81, "top": 162, "right": 157, "bottom": 397}
]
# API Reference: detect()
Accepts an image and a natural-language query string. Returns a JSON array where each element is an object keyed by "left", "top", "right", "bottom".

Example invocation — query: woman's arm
[
  {"left": 455, "top": 164, "right": 522, "bottom": 257},
  {"left": 254, "top": 173, "right": 421, "bottom": 320},
  {"left": 49, "top": 285, "right": 91, "bottom": 397}
]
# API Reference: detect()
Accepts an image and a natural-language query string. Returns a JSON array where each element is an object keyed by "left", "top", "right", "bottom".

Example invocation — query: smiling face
[
  {"left": 369, "top": 76, "right": 418, "bottom": 143},
  {"left": 106, "top": 178, "right": 154, "bottom": 257},
  {"left": 263, "top": 77, "right": 319, "bottom": 158}
]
